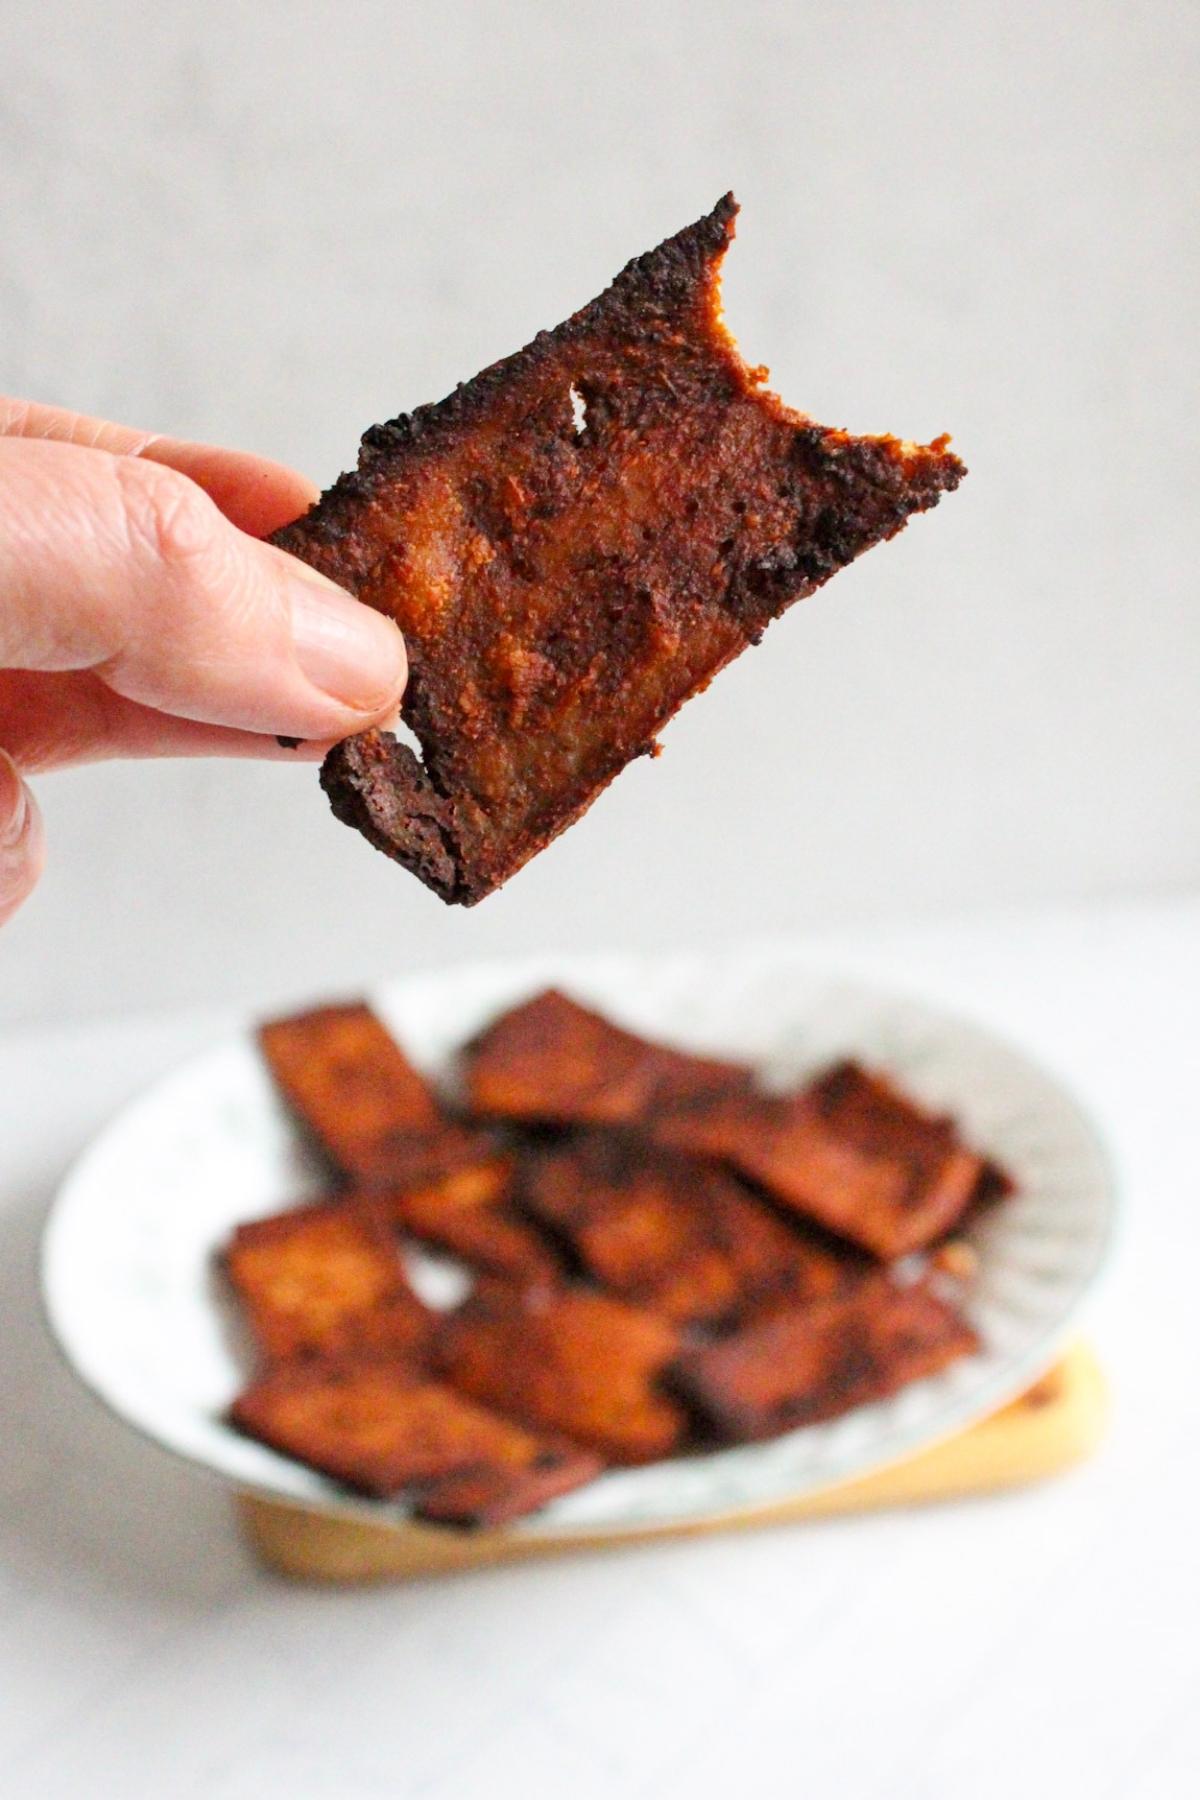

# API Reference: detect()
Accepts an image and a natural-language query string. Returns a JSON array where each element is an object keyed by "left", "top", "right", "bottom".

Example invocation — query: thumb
[
  {"left": 0, "top": 438, "right": 406, "bottom": 740},
  {"left": 0, "top": 751, "right": 45, "bottom": 927}
]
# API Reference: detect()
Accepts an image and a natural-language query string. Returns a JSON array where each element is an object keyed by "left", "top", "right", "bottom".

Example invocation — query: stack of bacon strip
[{"left": 224, "top": 989, "right": 1009, "bottom": 1527}]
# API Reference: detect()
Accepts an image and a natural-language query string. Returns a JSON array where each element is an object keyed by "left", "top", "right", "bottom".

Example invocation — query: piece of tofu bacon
[{"left": 273, "top": 194, "right": 964, "bottom": 904}]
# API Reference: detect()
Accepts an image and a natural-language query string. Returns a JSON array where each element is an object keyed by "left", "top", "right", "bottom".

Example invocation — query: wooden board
[{"left": 236, "top": 1343, "right": 1106, "bottom": 1583}]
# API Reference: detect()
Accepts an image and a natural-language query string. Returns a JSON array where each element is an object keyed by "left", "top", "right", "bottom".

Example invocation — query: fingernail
[
  {"left": 288, "top": 577, "right": 407, "bottom": 712},
  {"left": 0, "top": 751, "right": 28, "bottom": 847}
]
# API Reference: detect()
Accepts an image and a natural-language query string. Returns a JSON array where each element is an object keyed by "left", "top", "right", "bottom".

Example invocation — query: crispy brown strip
[
  {"left": 655, "top": 1059, "right": 994, "bottom": 1259},
  {"left": 670, "top": 1274, "right": 980, "bottom": 1441},
  {"left": 414, "top": 1443, "right": 603, "bottom": 1530},
  {"left": 524, "top": 1134, "right": 862, "bottom": 1326},
  {"left": 230, "top": 1358, "right": 601, "bottom": 1513},
  {"left": 436, "top": 1287, "right": 687, "bottom": 1464},
  {"left": 465, "top": 988, "right": 751, "bottom": 1128},
  {"left": 273, "top": 195, "right": 964, "bottom": 904},
  {"left": 258, "top": 1003, "right": 487, "bottom": 1185},
  {"left": 222, "top": 1200, "right": 432, "bottom": 1364},
  {"left": 372, "top": 1156, "right": 561, "bottom": 1290}
]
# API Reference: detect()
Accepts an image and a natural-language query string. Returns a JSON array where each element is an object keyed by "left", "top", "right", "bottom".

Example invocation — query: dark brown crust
[
  {"left": 434, "top": 1286, "right": 687, "bottom": 1464},
  {"left": 464, "top": 987, "right": 752, "bottom": 1128},
  {"left": 669, "top": 1274, "right": 980, "bottom": 1442},
  {"left": 320, "top": 734, "right": 462, "bottom": 900},
  {"left": 275, "top": 194, "right": 965, "bottom": 904},
  {"left": 229, "top": 1357, "right": 601, "bottom": 1510},
  {"left": 258, "top": 1002, "right": 489, "bottom": 1186},
  {"left": 523, "top": 1134, "right": 863, "bottom": 1326},
  {"left": 653, "top": 1059, "right": 994, "bottom": 1260}
]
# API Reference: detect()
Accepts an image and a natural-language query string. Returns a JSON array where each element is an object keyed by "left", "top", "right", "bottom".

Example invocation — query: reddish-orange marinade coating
[
  {"left": 464, "top": 987, "right": 752, "bottom": 1128},
  {"left": 524, "top": 1133, "right": 861, "bottom": 1327},
  {"left": 273, "top": 195, "right": 964, "bottom": 903},
  {"left": 222, "top": 1200, "right": 432, "bottom": 1364},
  {"left": 654, "top": 1060, "right": 990, "bottom": 1260},
  {"left": 435, "top": 1286, "right": 687, "bottom": 1464},
  {"left": 670, "top": 1274, "right": 980, "bottom": 1442},
  {"left": 258, "top": 1002, "right": 487, "bottom": 1186},
  {"left": 230, "top": 1357, "right": 602, "bottom": 1521},
  {"left": 371, "top": 1156, "right": 562, "bottom": 1291}
]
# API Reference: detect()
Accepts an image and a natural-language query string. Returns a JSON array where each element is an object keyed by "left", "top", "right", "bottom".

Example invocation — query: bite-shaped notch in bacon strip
[
  {"left": 229, "top": 1358, "right": 602, "bottom": 1518},
  {"left": 464, "top": 987, "right": 751, "bottom": 1128},
  {"left": 373, "top": 1155, "right": 562, "bottom": 1291},
  {"left": 670, "top": 1273, "right": 980, "bottom": 1442},
  {"left": 655, "top": 1059, "right": 998, "bottom": 1260},
  {"left": 272, "top": 194, "right": 965, "bottom": 904},
  {"left": 221, "top": 1200, "right": 433, "bottom": 1365},
  {"left": 258, "top": 1003, "right": 488, "bottom": 1186},
  {"left": 524, "top": 1134, "right": 863, "bottom": 1327},
  {"left": 435, "top": 1286, "right": 687, "bottom": 1464}
]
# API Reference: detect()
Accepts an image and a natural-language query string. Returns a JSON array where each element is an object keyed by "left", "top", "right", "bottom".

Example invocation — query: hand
[{"left": 0, "top": 398, "right": 407, "bottom": 925}]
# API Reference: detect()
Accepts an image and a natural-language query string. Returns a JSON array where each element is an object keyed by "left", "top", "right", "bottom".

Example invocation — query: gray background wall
[{"left": 1, "top": 0, "right": 1195, "bottom": 1024}]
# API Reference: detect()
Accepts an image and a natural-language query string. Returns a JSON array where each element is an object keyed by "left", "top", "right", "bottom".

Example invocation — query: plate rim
[{"left": 39, "top": 946, "right": 1120, "bottom": 1541}]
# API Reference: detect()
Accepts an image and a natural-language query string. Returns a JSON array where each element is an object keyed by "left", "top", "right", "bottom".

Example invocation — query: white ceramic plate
[{"left": 41, "top": 950, "right": 1116, "bottom": 1539}]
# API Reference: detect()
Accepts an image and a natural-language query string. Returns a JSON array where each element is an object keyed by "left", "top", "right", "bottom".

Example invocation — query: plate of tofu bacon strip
[{"left": 43, "top": 950, "right": 1116, "bottom": 1536}]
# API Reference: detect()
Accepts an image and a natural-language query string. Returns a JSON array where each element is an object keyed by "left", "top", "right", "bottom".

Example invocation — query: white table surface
[{"left": 2, "top": 895, "right": 1197, "bottom": 1800}]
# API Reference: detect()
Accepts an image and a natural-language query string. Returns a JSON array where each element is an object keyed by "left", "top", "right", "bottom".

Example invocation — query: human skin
[{"left": 0, "top": 397, "right": 408, "bottom": 925}]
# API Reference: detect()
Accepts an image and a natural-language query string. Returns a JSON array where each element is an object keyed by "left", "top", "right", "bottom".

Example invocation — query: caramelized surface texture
[
  {"left": 655, "top": 1058, "right": 988, "bottom": 1259},
  {"left": 222, "top": 1201, "right": 432, "bottom": 1364},
  {"left": 374, "top": 1156, "right": 562, "bottom": 1289},
  {"left": 230, "top": 1358, "right": 600, "bottom": 1513},
  {"left": 671, "top": 1274, "right": 980, "bottom": 1441},
  {"left": 222, "top": 995, "right": 1010, "bottom": 1524},
  {"left": 435, "top": 1287, "right": 687, "bottom": 1463},
  {"left": 258, "top": 1003, "right": 487, "bottom": 1185},
  {"left": 465, "top": 987, "right": 751, "bottom": 1127},
  {"left": 525, "top": 1134, "right": 861, "bottom": 1326},
  {"left": 273, "top": 194, "right": 965, "bottom": 904}
]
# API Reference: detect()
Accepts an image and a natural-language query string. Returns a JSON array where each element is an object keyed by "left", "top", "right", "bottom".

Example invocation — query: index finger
[
  {"left": 0, "top": 396, "right": 318, "bottom": 540},
  {"left": 0, "top": 436, "right": 406, "bottom": 739}
]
